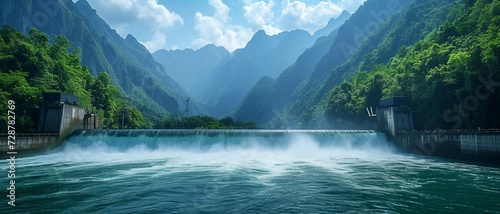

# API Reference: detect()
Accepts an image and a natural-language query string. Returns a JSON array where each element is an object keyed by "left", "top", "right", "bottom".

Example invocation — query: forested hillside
[
  {"left": 234, "top": 27, "right": 341, "bottom": 125},
  {"left": 236, "top": 0, "right": 414, "bottom": 128},
  {"left": 4, "top": 0, "right": 497, "bottom": 131},
  {"left": 0, "top": 0, "right": 195, "bottom": 125},
  {"left": 0, "top": 27, "right": 146, "bottom": 132},
  {"left": 234, "top": 12, "right": 351, "bottom": 125},
  {"left": 325, "top": 0, "right": 500, "bottom": 129}
]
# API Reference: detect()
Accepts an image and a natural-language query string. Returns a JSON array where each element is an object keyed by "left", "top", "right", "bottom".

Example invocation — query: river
[{"left": 2, "top": 130, "right": 499, "bottom": 213}]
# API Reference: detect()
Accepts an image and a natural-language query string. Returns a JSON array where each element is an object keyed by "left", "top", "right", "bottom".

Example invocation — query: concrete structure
[
  {"left": 0, "top": 133, "right": 59, "bottom": 155},
  {"left": 37, "top": 93, "right": 86, "bottom": 137},
  {"left": 376, "top": 96, "right": 500, "bottom": 164},
  {"left": 0, "top": 93, "right": 95, "bottom": 154},
  {"left": 394, "top": 130, "right": 500, "bottom": 163},
  {"left": 377, "top": 97, "right": 414, "bottom": 136},
  {"left": 84, "top": 113, "right": 100, "bottom": 130}
]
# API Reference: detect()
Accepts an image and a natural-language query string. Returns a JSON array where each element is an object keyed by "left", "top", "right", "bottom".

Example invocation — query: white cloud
[
  {"left": 192, "top": 0, "right": 254, "bottom": 52},
  {"left": 86, "top": 0, "right": 366, "bottom": 52},
  {"left": 243, "top": 0, "right": 281, "bottom": 35},
  {"left": 211, "top": 0, "right": 230, "bottom": 21},
  {"left": 277, "top": 0, "right": 343, "bottom": 34},
  {"left": 140, "top": 31, "right": 167, "bottom": 53},
  {"left": 86, "top": 0, "right": 183, "bottom": 52},
  {"left": 86, "top": 0, "right": 183, "bottom": 34}
]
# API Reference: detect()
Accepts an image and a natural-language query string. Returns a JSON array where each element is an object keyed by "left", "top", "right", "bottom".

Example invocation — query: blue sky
[{"left": 84, "top": 0, "right": 366, "bottom": 53}]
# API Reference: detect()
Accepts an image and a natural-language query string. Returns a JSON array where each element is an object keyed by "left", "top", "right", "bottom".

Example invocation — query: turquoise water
[{"left": 2, "top": 130, "right": 500, "bottom": 213}]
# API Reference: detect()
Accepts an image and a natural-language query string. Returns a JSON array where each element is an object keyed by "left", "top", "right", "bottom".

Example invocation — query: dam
[
  {"left": 2, "top": 94, "right": 499, "bottom": 165},
  {"left": 62, "top": 129, "right": 386, "bottom": 153},
  {"left": 5, "top": 128, "right": 499, "bottom": 164},
  {"left": 3, "top": 95, "right": 500, "bottom": 213},
  {"left": 9, "top": 125, "right": 500, "bottom": 213}
]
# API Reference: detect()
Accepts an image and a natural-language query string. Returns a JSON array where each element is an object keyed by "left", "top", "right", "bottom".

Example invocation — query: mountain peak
[
  {"left": 125, "top": 34, "right": 138, "bottom": 42},
  {"left": 75, "top": 0, "right": 95, "bottom": 13},
  {"left": 125, "top": 34, "right": 151, "bottom": 54},
  {"left": 339, "top": 10, "right": 351, "bottom": 18},
  {"left": 200, "top": 43, "right": 219, "bottom": 50},
  {"left": 313, "top": 10, "right": 352, "bottom": 38},
  {"left": 199, "top": 44, "right": 228, "bottom": 53},
  {"left": 253, "top": 30, "right": 268, "bottom": 38},
  {"left": 243, "top": 30, "right": 272, "bottom": 50},
  {"left": 287, "top": 29, "right": 310, "bottom": 35}
]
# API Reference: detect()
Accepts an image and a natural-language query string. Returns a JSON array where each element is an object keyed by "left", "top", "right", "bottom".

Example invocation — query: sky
[{"left": 84, "top": 0, "right": 366, "bottom": 53}]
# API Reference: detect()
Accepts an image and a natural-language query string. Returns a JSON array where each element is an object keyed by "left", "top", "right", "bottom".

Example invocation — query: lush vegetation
[
  {"left": 325, "top": 0, "right": 500, "bottom": 129},
  {"left": 157, "top": 116, "right": 258, "bottom": 129},
  {"left": 235, "top": 0, "right": 416, "bottom": 128},
  {"left": 0, "top": 26, "right": 147, "bottom": 132},
  {"left": 1, "top": 0, "right": 193, "bottom": 126}
]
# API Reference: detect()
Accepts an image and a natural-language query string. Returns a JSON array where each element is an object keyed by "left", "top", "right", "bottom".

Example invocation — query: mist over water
[{"left": 3, "top": 130, "right": 500, "bottom": 213}]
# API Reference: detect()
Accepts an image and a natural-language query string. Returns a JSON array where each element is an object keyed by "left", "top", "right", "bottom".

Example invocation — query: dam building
[
  {"left": 376, "top": 97, "right": 414, "bottom": 137},
  {"left": 0, "top": 92, "right": 99, "bottom": 154}
]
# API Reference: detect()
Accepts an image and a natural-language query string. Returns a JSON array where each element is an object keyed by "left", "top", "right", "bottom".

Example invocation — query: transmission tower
[
  {"left": 118, "top": 95, "right": 130, "bottom": 129},
  {"left": 184, "top": 97, "right": 190, "bottom": 118}
]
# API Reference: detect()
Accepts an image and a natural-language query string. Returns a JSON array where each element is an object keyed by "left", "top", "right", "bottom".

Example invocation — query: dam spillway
[
  {"left": 72, "top": 129, "right": 377, "bottom": 136},
  {"left": 4, "top": 129, "right": 500, "bottom": 165},
  {"left": 64, "top": 129, "right": 386, "bottom": 152}
]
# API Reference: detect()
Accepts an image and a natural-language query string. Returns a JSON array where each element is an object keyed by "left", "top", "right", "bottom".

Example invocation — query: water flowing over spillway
[
  {"left": 66, "top": 129, "right": 386, "bottom": 152},
  {"left": 2, "top": 130, "right": 500, "bottom": 213}
]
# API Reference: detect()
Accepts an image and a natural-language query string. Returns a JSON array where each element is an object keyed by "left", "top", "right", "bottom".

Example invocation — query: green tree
[{"left": 0, "top": 26, "right": 147, "bottom": 131}]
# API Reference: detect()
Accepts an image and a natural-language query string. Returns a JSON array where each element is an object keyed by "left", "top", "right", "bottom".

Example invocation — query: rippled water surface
[{"left": 2, "top": 130, "right": 500, "bottom": 213}]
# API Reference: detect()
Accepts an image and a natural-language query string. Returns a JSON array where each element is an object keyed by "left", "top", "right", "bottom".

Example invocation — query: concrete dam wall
[
  {"left": 376, "top": 97, "right": 500, "bottom": 164},
  {"left": 0, "top": 133, "right": 59, "bottom": 153},
  {"left": 392, "top": 131, "right": 500, "bottom": 163}
]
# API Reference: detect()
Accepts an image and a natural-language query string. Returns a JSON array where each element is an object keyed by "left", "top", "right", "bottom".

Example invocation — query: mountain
[
  {"left": 234, "top": 10, "right": 352, "bottom": 125},
  {"left": 152, "top": 44, "right": 229, "bottom": 101},
  {"left": 234, "top": 22, "right": 343, "bottom": 124},
  {"left": 0, "top": 0, "right": 193, "bottom": 123},
  {"left": 153, "top": 10, "right": 351, "bottom": 119},
  {"left": 313, "top": 10, "right": 351, "bottom": 38},
  {"left": 323, "top": 0, "right": 500, "bottom": 130},
  {"left": 236, "top": 0, "right": 421, "bottom": 128},
  {"left": 289, "top": 0, "right": 456, "bottom": 128},
  {"left": 197, "top": 29, "right": 316, "bottom": 117}
]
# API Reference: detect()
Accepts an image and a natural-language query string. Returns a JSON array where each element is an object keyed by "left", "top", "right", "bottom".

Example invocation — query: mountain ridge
[
  {"left": 313, "top": 10, "right": 351, "bottom": 38},
  {"left": 235, "top": 0, "right": 415, "bottom": 128},
  {"left": 153, "top": 44, "right": 229, "bottom": 101},
  {"left": 0, "top": 0, "right": 197, "bottom": 123},
  {"left": 199, "top": 28, "right": 316, "bottom": 117}
]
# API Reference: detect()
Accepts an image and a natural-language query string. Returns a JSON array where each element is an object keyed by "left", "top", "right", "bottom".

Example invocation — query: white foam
[{"left": 14, "top": 132, "right": 401, "bottom": 185}]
